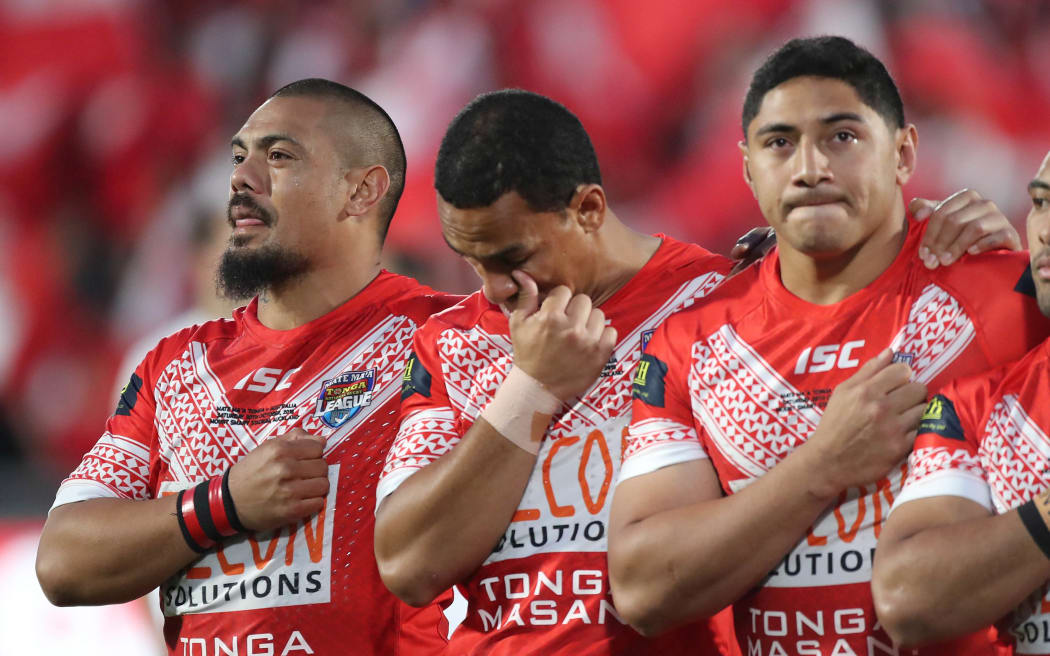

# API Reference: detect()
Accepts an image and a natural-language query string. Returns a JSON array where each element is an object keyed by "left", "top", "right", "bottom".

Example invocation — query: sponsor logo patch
[
  {"left": 892, "top": 351, "right": 915, "bottom": 366},
  {"left": 401, "top": 351, "right": 432, "bottom": 400},
  {"left": 918, "top": 394, "right": 965, "bottom": 440},
  {"left": 632, "top": 353, "right": 668, "bottom": 407},
  {"left": 115, "top": 373, "right": 143, "bottom": 416},
  {"left": 315, "top": 369, "right": 375, "bottom": 429}
]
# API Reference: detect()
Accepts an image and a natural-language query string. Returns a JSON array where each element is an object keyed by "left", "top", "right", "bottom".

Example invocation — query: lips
[
  {"left": 1032, "top": 252, "right": 1050, "bottom": 281},
  {"left": 227, "top": 195, "right": 275, "bottom": 233}
]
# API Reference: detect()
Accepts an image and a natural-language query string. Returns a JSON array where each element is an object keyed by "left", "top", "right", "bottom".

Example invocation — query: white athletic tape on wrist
[{"left": 481, "top": 366, "right": 561, "bottom": 454}]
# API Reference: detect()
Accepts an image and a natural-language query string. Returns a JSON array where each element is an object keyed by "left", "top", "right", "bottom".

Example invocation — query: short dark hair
[
  {"left": 742, "top": 36, "right": 905, "bottom": 136},
  {"left": 271, "top": 78, "right": 406, "bottom": 241},
  {"left": 435, "top": 89, "right": 602, "bottom": 212}
]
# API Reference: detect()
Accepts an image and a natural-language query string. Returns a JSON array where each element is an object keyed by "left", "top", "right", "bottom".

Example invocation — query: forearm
[
  {"left": 873, "top": 503, "right": 1050, "bottom": 646},
  {"left": 36, "top": 497, "right": 199, "bottom": 606},
  {"left": 375, "top": 417, "right": 538, "bottom": 605},
  {"left": 610, "top": 446, "right": 836, "bottom": 635}
]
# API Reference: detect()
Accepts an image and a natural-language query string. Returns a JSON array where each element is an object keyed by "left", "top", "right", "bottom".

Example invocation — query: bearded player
[{"left": 36, "top": 79, "right": 457, "bottom": 655}]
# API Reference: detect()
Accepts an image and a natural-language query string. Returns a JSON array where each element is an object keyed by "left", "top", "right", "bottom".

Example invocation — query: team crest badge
[{"left": 315, "top": 369, "right": 376, "bottom": 428}]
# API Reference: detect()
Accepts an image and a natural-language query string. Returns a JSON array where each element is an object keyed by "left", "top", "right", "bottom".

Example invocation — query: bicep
[
  {"left": 611, "top": 456, "right": 723, "bottom": 534},
  {"left": 878, "top": 494, "right": 992, "bottom": 551}
]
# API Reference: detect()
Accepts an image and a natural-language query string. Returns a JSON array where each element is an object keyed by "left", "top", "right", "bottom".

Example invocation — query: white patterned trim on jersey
[
  {"left": 889, "top": 283, "right": 975, "bottom": 385},
  {"left": 982, "top": 395, "right": 1050, "bottom": 514},
  {"left": 54, "top": 432, "right": 152, "bottom": 507},
  {"left": 893, "top": 446, "right": 992, "bottom": 514},
  {"left": 376, "top": 407, "right": 459, "bottom": 508},
  {"left": 618, "top": 419, "right": 704, "bottom": 483}
]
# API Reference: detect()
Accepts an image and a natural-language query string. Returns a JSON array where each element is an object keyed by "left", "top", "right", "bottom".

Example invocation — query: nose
[
  {"left": 480, "top": 271, "right": 519, "bottom": 306},
  {"left": 230, "top": 153, "right": 265, "bottom": 195},
  {"left": 791, "top": 138, "right": 832, "bottom": 187}
]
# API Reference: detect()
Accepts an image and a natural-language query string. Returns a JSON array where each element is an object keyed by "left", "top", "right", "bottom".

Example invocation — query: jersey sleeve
[
  {"left": 619, "top": 312, "right": 708, "bottom": 483},
  {"left": 376, "top": 320, "right": 460, "bottom": 509},
  {"left": 892, "top": 375, "right": 993, "bottom": 513},
  {"left": 52, "top": 340, "right": 168, "bottom": 510},
  {"left": 938, "top": 251, "right": 1050, "bottom": 377}
]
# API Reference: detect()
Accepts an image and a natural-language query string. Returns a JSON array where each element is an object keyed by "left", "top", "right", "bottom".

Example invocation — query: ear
[
  {"left": 343, "top": 165, "right": 391, "bottom": 218},
  {"left": 569, "top": 184, "right": 607, "bottom": 234},
  {"left": 894, "top": 124, "right": 918, "bottom": 187},
  {"left": 739, "top": 140, "right": 756, "bottom": 198}
]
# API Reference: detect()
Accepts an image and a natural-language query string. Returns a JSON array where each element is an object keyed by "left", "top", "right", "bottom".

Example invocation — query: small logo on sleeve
[
  {"left": 640, "top": 329, "right": 655, "bottom": 353},
  {"left": 401, "top": 351, "right": 432, "bottom": 400},
  {"left": 315, "top": 369, "right": 376, "bottom": 428},
  {"left": 632, "top": 353, "right": 668, "bottom": 407},
  {"left": 115, "top": 373, "right": 143, "bottom": 416},
  {"left": 918, "top": 394, "right": 965, "bottom": 440}
]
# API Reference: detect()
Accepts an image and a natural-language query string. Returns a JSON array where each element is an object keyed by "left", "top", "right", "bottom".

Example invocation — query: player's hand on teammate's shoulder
[
  {"left": 913, "top": 188, "right": 1021, "bottom": 269},
  {"left": 227, "top": 428, "right": 330, "bottom": 531},
  {"left": 802, "top": 349, "right": 927, "bottom": 499},
  {"left": 508, "top": 270, "right": 617, "bottom": 401},
  {"left": 729, "top": 226, "right": 777, "bottom": 274}
]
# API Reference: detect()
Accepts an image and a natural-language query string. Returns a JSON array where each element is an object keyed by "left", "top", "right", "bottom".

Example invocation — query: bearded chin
[{"left": 217, "top": 244, "right": 311, "bottom": 300}]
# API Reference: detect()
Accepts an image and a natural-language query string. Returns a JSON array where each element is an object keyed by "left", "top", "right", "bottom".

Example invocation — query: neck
[
  {"left": 587, "top": 211, "right": 662, "bottom": 307},
  {"left": 778, "top": 202, "right": 908, "bottom": 306},
  {"left": 256, "top": 253, "right": 382, "bottom": 330}
]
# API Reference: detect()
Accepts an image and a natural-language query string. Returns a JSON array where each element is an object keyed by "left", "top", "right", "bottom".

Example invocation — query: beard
[{"left": 217, "top": 242, "right": 311, "bottom": 300}]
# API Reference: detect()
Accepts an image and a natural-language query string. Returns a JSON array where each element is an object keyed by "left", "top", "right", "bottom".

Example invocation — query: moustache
[{"left": 227, "top": 194, "right": 275, "bottom": 227}]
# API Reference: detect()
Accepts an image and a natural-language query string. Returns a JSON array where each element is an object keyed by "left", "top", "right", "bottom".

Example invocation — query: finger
[
  {"left": 565, "top": 293, "right": 594, "bottom": 325},
  {"left": 933, "top": 201, "right": 1004, "bottom": 265},
  {"left": 287, "top": 476, "right": 331, "bottom": 500},
  {"left": 538, "top": 285, "right": 572, "bottom": 316},
  {"left": 286, "top": 497, "right": 326, "bottom": 520},
  {"left": 507, "top": 270, "right": 539, "bottom": 315},
  {"left": 731, "top": 227, "right": 772, "bottom": 259},
  {"left": 916, "top": 190, "right": 974, "bottom": 263},
  {"left": 898, "top": 404, "right": 927, "bottom": 437},
  {"left": 844, "top": 347, "right": 894, "bottom": 384},
  {"left": 598, "top": 325, "right": 618, "bottom": 355},
  {"left": 585, "top": 308, "right": 606, "bottom": 341},
  {"left": 282, "top": 438, "right": 326, "bottom": 460},
  {"left": 884, "top": 380, "right": 929, "bottom": 413},
  {"left": 908, "top": 197, "right": 936, "bottom": 221},
  {"left": 866, "top": 362, "right": 920, "bottom": 396},
  {"left": 286, "top": 457, "right": 330, "bottom": 480},
  {"left": 967, "top": 228, "right": 1021, "bottom": 255}
]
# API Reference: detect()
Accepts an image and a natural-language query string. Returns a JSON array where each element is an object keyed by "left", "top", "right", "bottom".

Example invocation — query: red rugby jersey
[
  {"left": 53, "top": 271, "right": 457, "bottom": 656},
  {"left": 379, "top": 236, "right": 739, "bottom": 655},
  {"left": 624, "top": 220, "right": 1050, "bottom": 656},
  {"left": 897, "top": 337, "right": 1050, "bottom": 655}
]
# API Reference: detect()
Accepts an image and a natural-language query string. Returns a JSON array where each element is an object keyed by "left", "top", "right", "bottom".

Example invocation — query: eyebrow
[
  {"left": 1029, "top": 180, "right": 1050, "bottom": 193},
  {"left": 231, "top": 133, "right": 303, "bottom": 151},
  {"left": 753, "top": 112, "right": 867, "bottom": 138},
  {"left": 442, "top": 234, "right": 525, "bottom": 261}
]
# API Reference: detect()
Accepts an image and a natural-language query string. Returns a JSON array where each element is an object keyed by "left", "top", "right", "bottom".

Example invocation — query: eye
[
  {"left": 833, "top": 130, "right": 857, "bottom": 143},
  {"left": 765, "top": 137, "right": 791, "bottom": 149},
  {"left": 268, "top": 150, "right": 290, "bottom": 161},
  {"left": 1034, "top": 197, "right": 1049, "bottom": 210},
  {"left": 231, "top": 153, "right": 245, "bottom": 165}
]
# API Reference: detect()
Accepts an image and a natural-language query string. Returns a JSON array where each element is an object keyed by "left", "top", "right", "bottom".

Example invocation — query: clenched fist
[
  {"left": 227, "top": 428, "right": 330, "bottom": 531},
  {"left": 508, "top": 271, "right": 618, "bottom": 401},
  {"left": 804, "top": 349, "right": 928, "bottom": 499}
]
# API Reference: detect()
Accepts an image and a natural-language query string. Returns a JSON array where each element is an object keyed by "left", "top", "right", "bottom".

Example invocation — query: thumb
[
  {"left": 283, "top": 428, "right": 325, "bottom": 444},
  {"left": 908, "top": 197, "right": 935, "bottom": 221},
  {"left": 510, "top": 270, "right": 540, "bottom": 320}
]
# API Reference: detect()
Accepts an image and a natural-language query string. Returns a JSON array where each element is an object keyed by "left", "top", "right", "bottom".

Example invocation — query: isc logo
[
  {"left": 233, "top": 367, "right": 300, "bottom": 393},
  {"left": 794, "top": 340, "right": 865, "bottom": 375}
]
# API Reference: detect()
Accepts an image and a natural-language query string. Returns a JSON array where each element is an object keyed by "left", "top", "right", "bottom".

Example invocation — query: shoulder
[
  {"left": 415, "top": 291, "right": 494, "bottom": 338},
  {"left": 656, "top": 235, "right": 734, "bottom": 278},
  {"left": 374, "top": 272, "right": 464, "bottom": 323},
  {"left": 930, "top": 248, "right": 1031, "bottom": 300}
]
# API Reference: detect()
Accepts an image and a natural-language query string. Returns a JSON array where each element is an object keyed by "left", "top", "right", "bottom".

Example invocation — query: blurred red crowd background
[{"left": 3, "top": 0, "right": 1050, "bottom": 514}]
